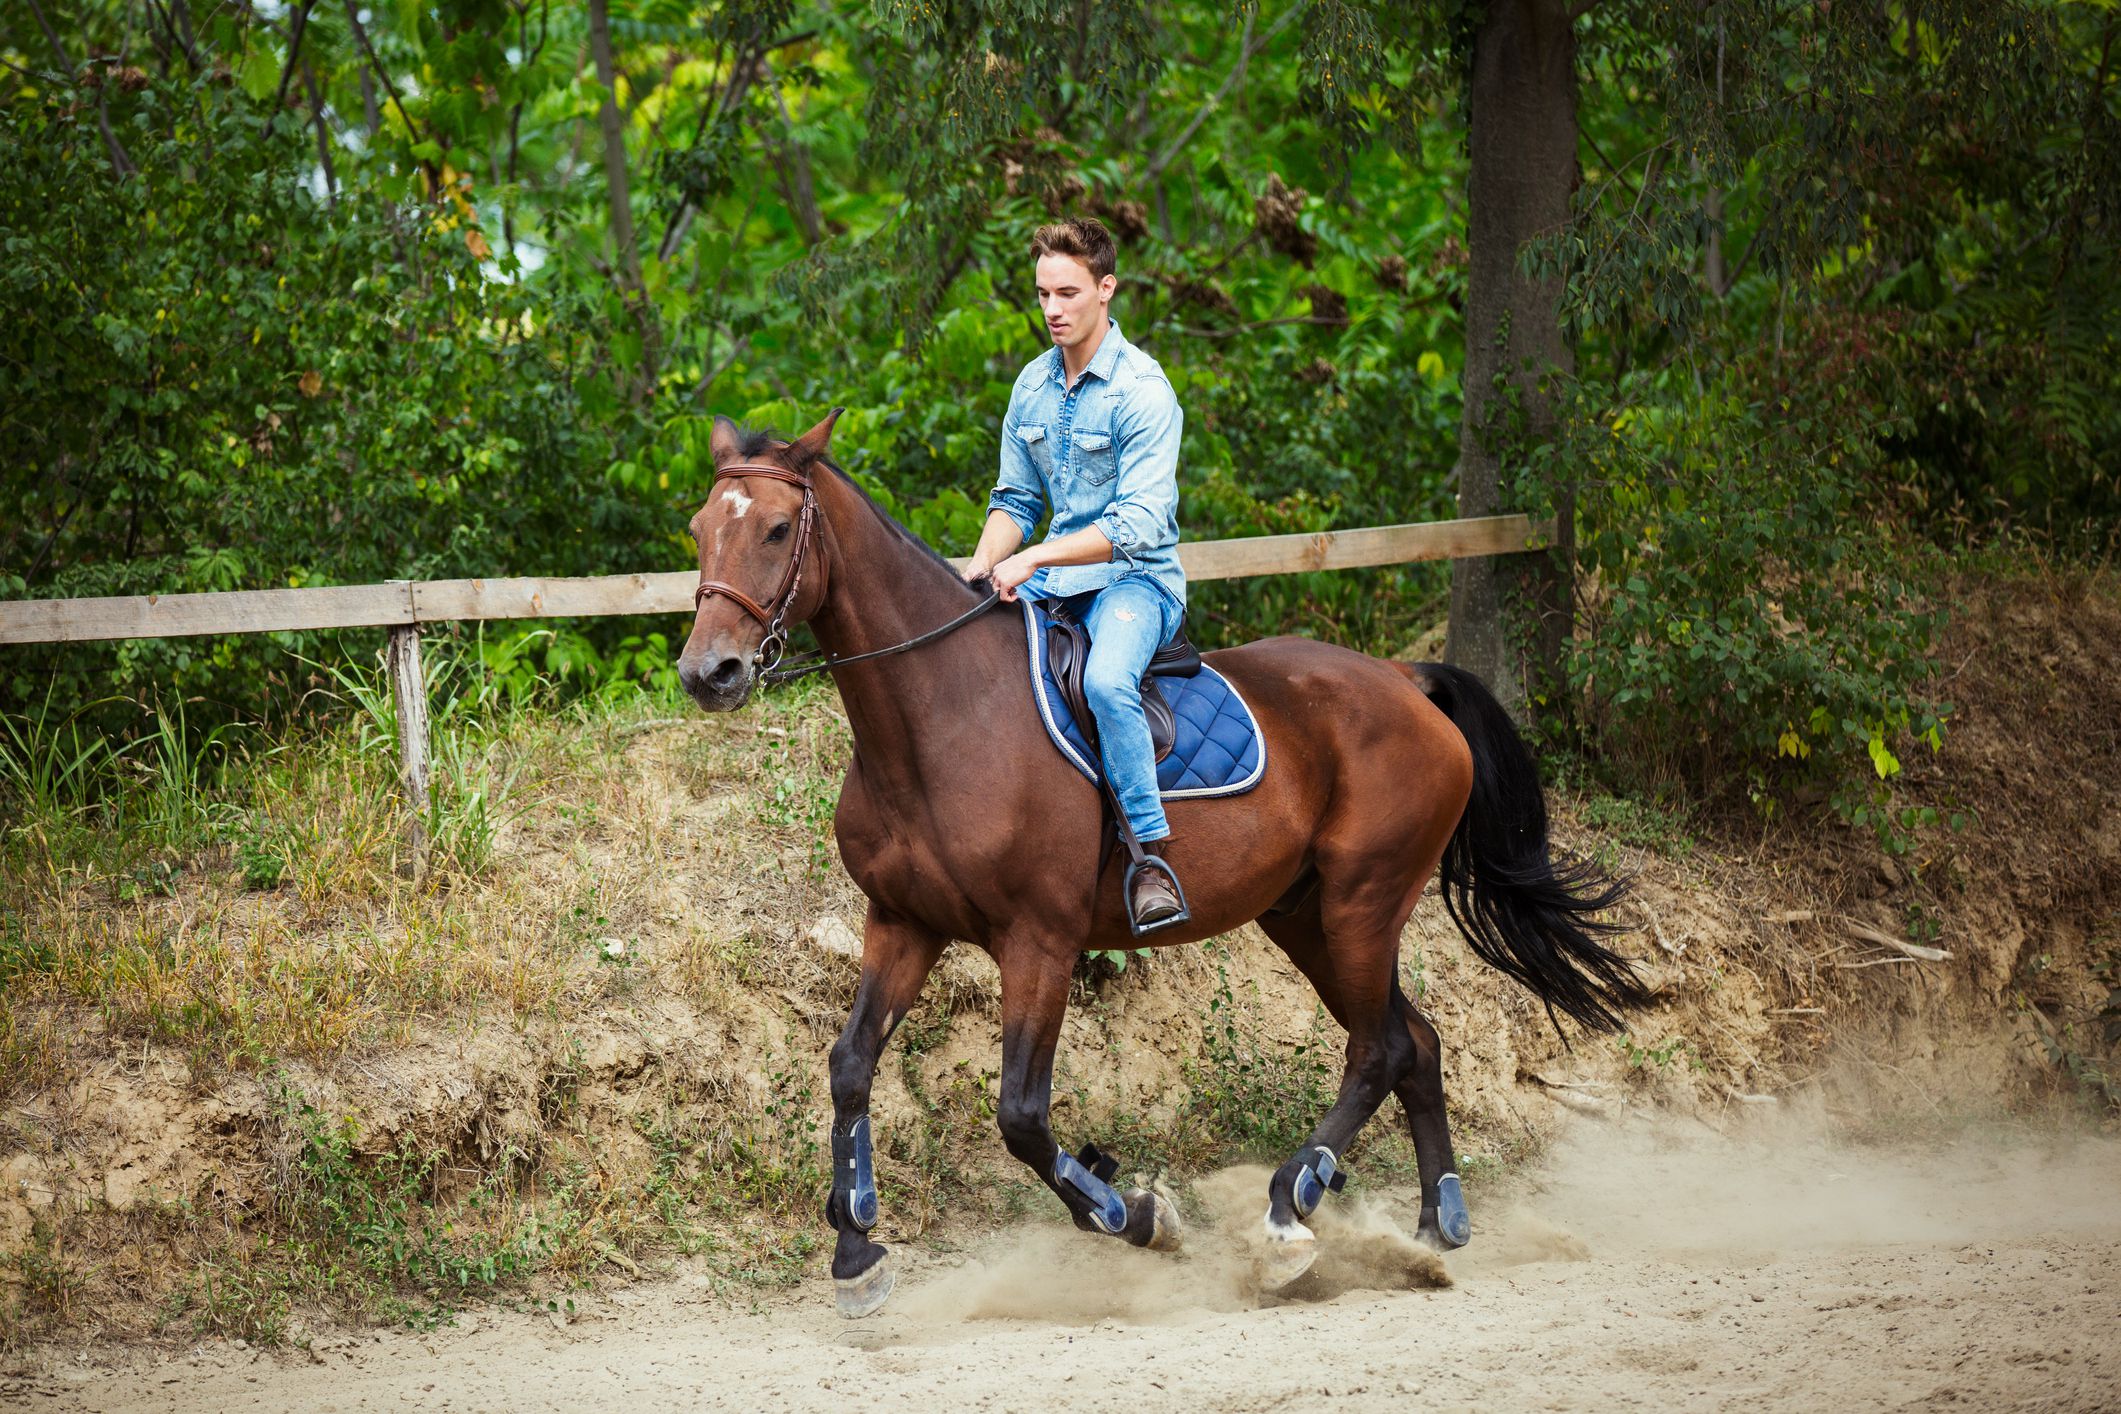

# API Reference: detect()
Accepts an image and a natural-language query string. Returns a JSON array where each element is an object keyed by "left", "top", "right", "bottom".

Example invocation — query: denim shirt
[{"left": 987, "top": 320, "right": 1187, "bottom": 612}]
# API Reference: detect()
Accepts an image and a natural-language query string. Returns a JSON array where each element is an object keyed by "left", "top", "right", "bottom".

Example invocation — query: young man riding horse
[
  {"left": 962, "top": 217, "right": 1190, "bottom": 934},
  {"left": 674, "top": 234, "right": 1647, "bottom": 1321}
]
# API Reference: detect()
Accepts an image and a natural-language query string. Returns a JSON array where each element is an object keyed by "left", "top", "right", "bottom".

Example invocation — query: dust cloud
[
  {"left": 890, "top": 1163, "right": 1449, "bottom": 1328},
  {"left": 892, "top": 1112, "right": 2121, "bottom": 1328},
  {"left": 1467, "top": 1110, "right": 2121, "bottom": 1273}
]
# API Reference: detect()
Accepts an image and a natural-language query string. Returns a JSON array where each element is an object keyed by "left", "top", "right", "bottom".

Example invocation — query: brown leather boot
[{"left": 1129, "top": 844, "right": 1184, "bottom": 930}]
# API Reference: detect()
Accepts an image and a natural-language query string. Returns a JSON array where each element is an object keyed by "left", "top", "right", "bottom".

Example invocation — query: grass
[
  {"left": 1570, "top": 787, "right": 1698, "bottom": 860},
  {"left": 1174, "top": 948, "right": 1425, "bottom": 1183},
  {"left": 1184, "top": 955, "right": 1339, "bottom": 1162}
]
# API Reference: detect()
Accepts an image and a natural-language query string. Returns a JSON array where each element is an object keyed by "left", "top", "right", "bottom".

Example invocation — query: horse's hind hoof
[
  {"left": 1122, "top": 1188, "right": 1184, "bottom": 1253},
  {"left": 834, "top": 1253, "right": 895, "bottom": 1319},
  {"left": 1259, "top": 1211, "right": 1318, "bottom": 1290}
]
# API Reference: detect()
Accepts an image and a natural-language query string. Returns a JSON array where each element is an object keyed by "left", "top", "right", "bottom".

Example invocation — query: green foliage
[
  {"left": 4, "top": 0, "right": 2114, "bottom": 836},
  {"left": 1184, "top": 959, "right": 1335, "bottom": 1161},
  {"left": 1, "top": 58, "right": 641, "bottom": 721},
  {"left": 737, "top": 1059, "right": 827, "bottom": 1213},
  {"left": 1545, "top": 354, "right": 1948, "bottom": 838},
  {"left": 1619, "top": 1032, "right": 1705, "bottom": 1073},
  {"left": 1561, "top": 0, "right": 2121, "bottom": 536}
]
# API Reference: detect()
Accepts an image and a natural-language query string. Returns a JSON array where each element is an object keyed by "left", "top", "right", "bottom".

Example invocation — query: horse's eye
[{"left": 766, "top": 522, "right": 791, "bottom": 543}]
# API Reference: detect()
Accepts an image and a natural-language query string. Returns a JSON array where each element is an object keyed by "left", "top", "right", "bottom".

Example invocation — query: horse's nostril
[{"left": 707, "top": 656, "right": 747, "bottom": 693}]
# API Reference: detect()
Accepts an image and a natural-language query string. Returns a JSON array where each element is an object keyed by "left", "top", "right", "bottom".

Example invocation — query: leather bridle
[
  {"left": 692, "top": 458, "right": 1000, "bottom": 686},
  {"left": 692, "top": 461, "right": 819, "bottom": 676}
]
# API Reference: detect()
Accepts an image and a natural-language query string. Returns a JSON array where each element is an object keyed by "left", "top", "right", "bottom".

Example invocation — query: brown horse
[{"left": 676, "top": 410, "right": 1647, "bottom": 1317}]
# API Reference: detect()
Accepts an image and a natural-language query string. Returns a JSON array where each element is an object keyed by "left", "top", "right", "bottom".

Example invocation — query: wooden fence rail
[
  {"left": 0, "top": 515, "right": 1542, "bottom": 646},
  {"left": 0, "top": 512, "right": 1547, "bottom": 873}
]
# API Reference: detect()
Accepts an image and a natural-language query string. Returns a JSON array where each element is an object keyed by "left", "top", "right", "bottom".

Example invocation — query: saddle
[{"left": 1042, "top": 607, "right": 1204, "bottom": 763}]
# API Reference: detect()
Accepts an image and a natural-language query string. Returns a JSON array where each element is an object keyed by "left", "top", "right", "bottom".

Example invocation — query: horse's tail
[{"left": 1403, "top": 661, "right": 1650, "bottom": 1034}]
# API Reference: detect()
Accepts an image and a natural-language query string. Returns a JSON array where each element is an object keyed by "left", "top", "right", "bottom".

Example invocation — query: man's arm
[
  {"left": 973, "top": 398, "right": 1045, "bottom": 579},
  {"left": 966, "top": 509, "right": 1026, "bottom": 580},
  {"left": 974, "top": 518, "right": 1113, "bottom": 601},
  {"left": 1095, "top": 374, "right": 1183, "bottom": 569}
]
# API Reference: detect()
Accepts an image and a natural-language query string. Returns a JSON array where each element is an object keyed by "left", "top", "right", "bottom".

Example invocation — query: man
[{"left": 963, "top": 217, "right": 1190, "bottom": 932}]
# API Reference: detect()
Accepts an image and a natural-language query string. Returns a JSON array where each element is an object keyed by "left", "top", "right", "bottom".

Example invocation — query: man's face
[{"left": 1035, "top": 252, "right": 1116, "bottom": 353}]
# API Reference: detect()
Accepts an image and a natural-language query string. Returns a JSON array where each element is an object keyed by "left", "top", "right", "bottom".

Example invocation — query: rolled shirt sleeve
[
  {"left": 1095, "top": 374, "right": 1183, "bottom": 569},
  {"left": 988, "top": 400, "right": 1045, "bottom": 544}
]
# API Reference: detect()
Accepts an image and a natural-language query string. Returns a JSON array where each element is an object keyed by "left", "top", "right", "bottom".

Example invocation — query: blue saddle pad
[{"left": 1020, "top": 600, "right": 1266, "bottom": 799}]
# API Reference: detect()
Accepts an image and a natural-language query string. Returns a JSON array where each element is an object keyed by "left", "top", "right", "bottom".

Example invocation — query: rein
[{"left": 695, "top": 460, "right": 1001, "bottom": 687}]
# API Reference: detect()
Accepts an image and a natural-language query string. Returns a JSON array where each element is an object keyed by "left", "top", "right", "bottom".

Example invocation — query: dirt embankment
[{"left": 0, "top": 570, "right": 2114, "bottom": 1352}]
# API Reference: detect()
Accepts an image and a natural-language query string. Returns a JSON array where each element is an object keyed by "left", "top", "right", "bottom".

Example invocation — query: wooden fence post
[{"left": 385, "top": 621, "right": 431, "bottom": 877}]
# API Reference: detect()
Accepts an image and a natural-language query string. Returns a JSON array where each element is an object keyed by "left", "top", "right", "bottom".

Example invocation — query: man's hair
[{"left": 1030, "top": 218, "right": 1117, "bottom": 282}]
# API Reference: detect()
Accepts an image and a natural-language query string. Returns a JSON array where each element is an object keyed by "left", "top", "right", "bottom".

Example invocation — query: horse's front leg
[
  {"left": 994, "top": 943, "right": 1182, "bottom": 1251},
  {"left": 825, "top": 903, "right": 945, "bottom": 1317}
]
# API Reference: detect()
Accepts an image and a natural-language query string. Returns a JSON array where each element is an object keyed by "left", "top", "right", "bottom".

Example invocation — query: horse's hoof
[
  {"left": 1259, "top": 1210, "right": 1318, "bottom": 1290},
  {"left": 834, "top": 1253, "right": 895, "bottom": 1319},
  {"left": 1122, "top": 1188, "right": 1184, "bottom": 1253}
]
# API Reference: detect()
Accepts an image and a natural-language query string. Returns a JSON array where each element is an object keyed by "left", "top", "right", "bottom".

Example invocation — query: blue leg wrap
[
  {"left": 832, "top": 1115, "right": 879, "bottom": 1232},
  {"left": 1292, "top": 1145, "right": 1347, "bottom": 1219},
  {"left": 1435, "top": 1172, "right": 1471, "bottom": 1247},
  {"left": 1052, "top": 1149, "right": 1128, "bottom": 1235}
]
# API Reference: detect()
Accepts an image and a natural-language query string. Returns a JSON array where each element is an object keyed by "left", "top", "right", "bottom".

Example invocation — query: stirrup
[{"left": 1123, "top": 853, "right": 1191, "bottom": 938}]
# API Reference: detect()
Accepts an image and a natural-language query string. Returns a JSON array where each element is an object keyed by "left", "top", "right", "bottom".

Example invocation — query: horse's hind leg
[
  {"left": 824, "top": 904, "right": 946, "bottom": 1317},
  {"left": 1391, "top": 979, "right": 1471, "bottom": 1250},
  {"left": 1255, "top": 907, "right": 1418, "bottom": 1285},
  {"left": 992, "top": 941, "right": 1181, "bottom": 1252}
]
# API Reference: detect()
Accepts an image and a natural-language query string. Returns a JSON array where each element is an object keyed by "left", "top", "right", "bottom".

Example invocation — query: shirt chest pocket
[{"left": 1069, "top": 430, "right": 1118, "bottom": 486}]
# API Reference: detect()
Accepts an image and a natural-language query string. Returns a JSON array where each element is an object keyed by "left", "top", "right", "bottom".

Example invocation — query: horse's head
[{"left": 676, "top": 408, "right": 842, "bottom": 710}]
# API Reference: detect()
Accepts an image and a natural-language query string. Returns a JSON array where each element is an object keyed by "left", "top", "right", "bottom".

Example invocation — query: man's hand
[
  {"left": 988, "top": 550, "right": 1041, "bottom": 602},
  {"left": 966, "top": 509, "right": 1027, "bottom": 589}
]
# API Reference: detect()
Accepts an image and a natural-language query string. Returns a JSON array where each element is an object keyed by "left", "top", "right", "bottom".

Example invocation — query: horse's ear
[
  {"left": 791, "top": 407, "right": 845, "bottom": 461},
  {"left": 709, "top": 415, "right": 743, "bottom": 467}
]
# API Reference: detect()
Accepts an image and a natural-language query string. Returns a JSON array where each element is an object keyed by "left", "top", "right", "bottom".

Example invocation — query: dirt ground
[{"left": 13, "top": 1115, "right": 2116, "bottom": 1413}]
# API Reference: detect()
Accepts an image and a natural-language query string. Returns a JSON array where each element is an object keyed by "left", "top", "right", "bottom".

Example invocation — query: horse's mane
[{"left": 734, "top": 425, "right": 982, "bottom": 597}]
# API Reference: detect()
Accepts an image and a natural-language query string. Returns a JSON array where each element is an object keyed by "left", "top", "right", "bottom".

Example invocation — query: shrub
[{"left": 1539, "top": 357, "right": 1948, "bottom": 842}]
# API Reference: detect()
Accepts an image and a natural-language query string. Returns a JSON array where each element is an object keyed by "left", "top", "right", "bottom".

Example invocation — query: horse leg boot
[
  {"left": 1391, "top": 979, "right": 1471, "bottom": 1251},
  {"left": 824, "top": 908, "right": 946, "bottom": 1317},
  {"left": 1260, "top": 1012, "right": 1416, "bottom": 1288},
  {"left": 1254, "top": 908, "right": 1424, "bottom": 1287},
  {"left": 994, "top": 947, "right": 1182, "bottom": 1252}
]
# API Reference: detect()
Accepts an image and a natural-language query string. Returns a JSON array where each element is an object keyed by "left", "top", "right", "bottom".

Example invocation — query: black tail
[{"left": 1411, "top": 662, "right": 1649, "bottom": 1034}]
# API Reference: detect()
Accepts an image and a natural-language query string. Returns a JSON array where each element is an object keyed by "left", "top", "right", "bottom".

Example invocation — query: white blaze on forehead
[{"left": 720, "top": 486, "right": 755, "bottom": 518}]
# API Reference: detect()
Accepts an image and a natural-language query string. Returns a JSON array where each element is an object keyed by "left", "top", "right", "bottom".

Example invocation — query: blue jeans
[{"left": 1055, "top": 578, "right": 1184, "bottom": 843}]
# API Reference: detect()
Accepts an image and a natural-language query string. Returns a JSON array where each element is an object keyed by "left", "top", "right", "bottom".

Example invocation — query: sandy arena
[{"left": 17, "top": 1117, "right": 2117, "bottom": 1413}]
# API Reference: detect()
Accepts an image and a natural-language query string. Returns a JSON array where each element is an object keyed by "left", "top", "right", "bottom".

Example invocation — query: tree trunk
[
  {"left": 588, "top": 0, "right": 641, "bottom": 285},
  {"left": 588, "top": 0, "right": 659, "bottom": 392},
  {"left": 767, "top": 65, "right": 825, "bottom": 246},
  {"left": 1446, "top": 0, "right": 1578, "bottom": 720}
]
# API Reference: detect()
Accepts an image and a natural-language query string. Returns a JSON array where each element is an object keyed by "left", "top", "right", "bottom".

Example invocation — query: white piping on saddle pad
[{"left": 1017, "top": 599, "right": 1268, "bottom": 801}]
